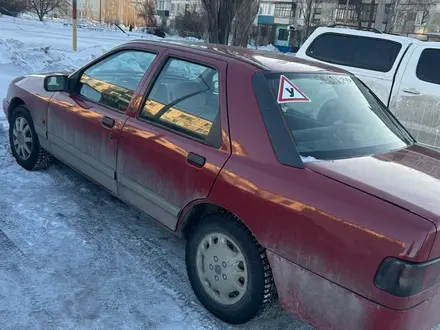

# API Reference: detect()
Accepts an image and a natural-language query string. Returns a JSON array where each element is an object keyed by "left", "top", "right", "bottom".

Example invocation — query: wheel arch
[
  {"left": 178, "top": 201, "right": 255, "bottom": 242},
  {"left": 8, "top": 97, "right": 26, "bottom": 122}
]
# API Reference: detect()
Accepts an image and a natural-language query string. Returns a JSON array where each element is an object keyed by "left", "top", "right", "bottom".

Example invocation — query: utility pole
[
  {"left": 73, "top": 0, "right": 77, "bottom": 51},
  {"left": 344, "top": 0, "right": 350, "bottom": 24},
  {"left": 99, "top": 0, "right": 102, "bottom": 23},
  {"left": 375, "top": 0, "right": 386, "bottom": 31}
]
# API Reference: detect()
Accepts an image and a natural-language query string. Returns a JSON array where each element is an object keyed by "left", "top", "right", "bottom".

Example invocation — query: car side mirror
[{"left": 44, "top": 75, "right": 68, "bottom": 92}]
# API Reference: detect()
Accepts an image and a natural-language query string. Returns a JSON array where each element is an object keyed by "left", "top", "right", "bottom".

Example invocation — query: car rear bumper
[
  {"left": 266, "top": 250, "right": 440, "bottom": 330},
  {"left": 2, "top": 98, "right": 9, "bottom": 120}
]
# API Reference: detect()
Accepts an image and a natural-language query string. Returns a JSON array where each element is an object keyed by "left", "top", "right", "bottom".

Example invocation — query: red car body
[{"left": 3, "top": 40, "right": 440, "bottom": 330}]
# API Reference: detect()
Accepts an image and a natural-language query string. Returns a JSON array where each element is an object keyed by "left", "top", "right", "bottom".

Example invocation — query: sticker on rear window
[{"left": 277, "top": 75, "right": 310, "bottom": 103}]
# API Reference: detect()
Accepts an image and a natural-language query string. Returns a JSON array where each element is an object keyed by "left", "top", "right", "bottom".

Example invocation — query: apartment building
[
  {"left": 155, "top": 0, "right": 201, "bottom": 26},
  {"left": 255, "top": 1, "right": 334, "bottom": 50},
  {"left": 77, "top": 0, "right": 102, "bottom": 21},
  {"left": 256, "top": 1, "right": 298, "bottom": 49},
  {"left": 333, "top": 0, "right": 440, "bottom": 34}
]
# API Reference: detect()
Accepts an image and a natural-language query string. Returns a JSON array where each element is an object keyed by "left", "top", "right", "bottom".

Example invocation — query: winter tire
[
  {"left": 186, "top": 212, "right": 276, "bottom": 324},
  {"left": 9, "top": 105, "right": 53, "bottom": 171}
]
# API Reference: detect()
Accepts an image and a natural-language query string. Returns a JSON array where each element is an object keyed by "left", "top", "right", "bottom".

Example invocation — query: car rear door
[
  {"left": 47, "top": 46, "right": 160, "bottom": 194},
  {"left": 116, "top": 50, "right": 231, "bottom": 230},
  {"left": 389, "top": 43, "right": 440, "bottom": 149}
]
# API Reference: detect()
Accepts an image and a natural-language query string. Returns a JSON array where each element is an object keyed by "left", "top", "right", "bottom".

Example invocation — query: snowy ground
[{"left": 0, "top": 15, "right": 312, "bottom": 330}]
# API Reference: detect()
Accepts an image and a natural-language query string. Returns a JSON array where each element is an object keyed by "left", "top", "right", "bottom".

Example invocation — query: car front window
[
  {"left": 78, "top": 50, "right": 157, "bottom": 112},
  {"left": 265, "top": 73, "right": 411, "bottom": 161}
]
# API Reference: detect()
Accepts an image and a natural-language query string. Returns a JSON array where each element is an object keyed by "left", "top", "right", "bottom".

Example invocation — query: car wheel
[
  {"left": 9, "top": 105, "right": 53, "bottom": 171},
  {"left": 186, "top": 212, "right": 276, "bottom": 324}
]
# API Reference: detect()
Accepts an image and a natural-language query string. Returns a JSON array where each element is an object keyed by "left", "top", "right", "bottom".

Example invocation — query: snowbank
[
  {"left": 253, "top": 44, "right": 281, "bottom": 53},
  {"left": 0, "top": 38, "right": 107, "bottom": 73}
]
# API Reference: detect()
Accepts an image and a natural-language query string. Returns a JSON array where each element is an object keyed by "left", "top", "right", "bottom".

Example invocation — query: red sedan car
[{"left": 3, "top": 40, "right": 440, "bottom": 330}]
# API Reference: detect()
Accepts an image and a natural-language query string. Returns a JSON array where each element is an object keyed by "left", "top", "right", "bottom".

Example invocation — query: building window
[
  {"left": 159, "top": 1, "right": 164, "bottom": 10},
  {"left": 278, "top": 28, "right": 289, "bottom": 41},
  {"left": 415, "top": 11, "right": 426, "bottom": 25},
  {"left": 274, "top": 3, "right": 295, "bottom": 18}
]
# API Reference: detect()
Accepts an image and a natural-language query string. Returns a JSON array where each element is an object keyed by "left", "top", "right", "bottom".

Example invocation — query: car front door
[
  {"left": 390, "top": 44, "right": 440, "bottom": 149},
  {"left": 47, "top": 47, "right": 159, "bottom": 193},
  {"left": 116, "top": 51, "right": 231, "bottom": 230}
]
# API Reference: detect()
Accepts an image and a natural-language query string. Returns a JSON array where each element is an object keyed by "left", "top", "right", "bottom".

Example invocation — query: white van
[{"left": 296, "top": 26, "right": 440, "bottom": 149}]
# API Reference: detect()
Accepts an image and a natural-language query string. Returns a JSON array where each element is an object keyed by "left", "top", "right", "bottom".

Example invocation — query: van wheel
[
  {"left": 9, "top": 105, "right": 53, "bottom": 171},
  {"left": 185, "top": 212, "right": 276, "bottom": 324}
]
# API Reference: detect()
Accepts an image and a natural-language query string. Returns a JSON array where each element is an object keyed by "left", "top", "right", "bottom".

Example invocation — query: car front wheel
[
  {"left": 185, "top": 212, "right": 276, "bottom": 324},
  {"left": 9, "top": 105, "right": 53, "bottom": 171}
]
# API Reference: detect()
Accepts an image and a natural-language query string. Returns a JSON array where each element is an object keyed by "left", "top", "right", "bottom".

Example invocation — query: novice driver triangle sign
[{"left": 277, "top": 75, "right": 310, "bottom": 104}]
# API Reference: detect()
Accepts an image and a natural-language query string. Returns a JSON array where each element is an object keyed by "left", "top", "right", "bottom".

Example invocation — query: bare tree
[
  {"left": 298, "top": 0, "right": 336, "bottom": 38},
  {"left": 201, "top": 0, "right": 236, "bottom": 44},
  {"left": 427, "top": 11, "right": 440, "bottom": 32},
  {"left": 385, "top": 0, "right": 435, "bottom": 33},
  {"left": 103, "top": 0, "right": 119, "bottom": 24},
  {"left": 138, "top": 0, "right": 156, "bottom": 27},
  {"left": 231, "top": 0, "right": 261, "bottom": 47},
  {"left": 353, "top": 0, "right": 363, "bottom": 27},
  {"left": 29, "top": 0, "right": 70, "bottom": 21},
  {"left": 174, "top": 5, "right": 205, "bottom": 38},
  {"left": 367, "top": 0, "right": 376, "bottom": 27}
]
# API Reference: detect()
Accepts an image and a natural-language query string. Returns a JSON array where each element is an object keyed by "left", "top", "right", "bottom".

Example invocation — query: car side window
[
  {"left": 139, "top": 58, "right": 220, "bottom": 146},
  {"left": 306, "top": 33, "right": 402, "bottom": 72},
  {"left": 78, "top": 50, "right": 156, "bottom": 112},
  {"left": 416, "top": 48, "right": 440, "bottom": 85}
]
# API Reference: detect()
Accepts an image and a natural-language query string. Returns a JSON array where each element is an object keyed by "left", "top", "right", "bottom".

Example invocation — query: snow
[
  {"left": 300, "top": 156, "right": 320, "bottom": 163},
  {"left": 253, "top": 44, "right": 281, "bottom": 53},
  {"left": 0, "top": 14, "right": 308, "bottom": 330}
]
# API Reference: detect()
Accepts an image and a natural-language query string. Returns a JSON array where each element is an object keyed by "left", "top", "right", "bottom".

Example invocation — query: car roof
[{"left": 129, "top": 39, "right": 349, "bottom": 74}]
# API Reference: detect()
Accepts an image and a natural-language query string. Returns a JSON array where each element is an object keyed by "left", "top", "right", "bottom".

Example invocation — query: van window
[
  {"left": 306, "top": 33, "right": 402, "bottom": 72},
  {"left": 416, "top": 48, "right": 440, "bottom": 85}
]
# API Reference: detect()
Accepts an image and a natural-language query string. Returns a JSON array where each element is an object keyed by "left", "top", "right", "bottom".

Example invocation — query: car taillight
[{"left": 375, "top": 257, "right": 440, "bottom": 297}]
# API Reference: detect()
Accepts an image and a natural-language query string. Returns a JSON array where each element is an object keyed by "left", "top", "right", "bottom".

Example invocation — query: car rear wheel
[
  {"left": 9, "top": 105, "right": 53, "bottom": 171},
  {"left": 185, "top": 212, "right": 276, "bottom": 324}
]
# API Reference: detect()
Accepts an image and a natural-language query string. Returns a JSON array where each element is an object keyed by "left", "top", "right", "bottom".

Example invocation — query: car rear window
[
  {"left": 306, "top": 33, "right": 402, "bottom": 72},
  {"left": 262, "top": 73, "right": 410, "bottom": 161},
  {"left": 416, "top": 48, "right": 440, "bottom": 85}
]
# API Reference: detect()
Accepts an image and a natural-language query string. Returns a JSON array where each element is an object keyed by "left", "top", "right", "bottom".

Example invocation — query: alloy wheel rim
[
  {"left": 196, "top": 232, "right": 248, "bottom": 305},
  {"left": 12, "top": 117, "right": 32, "bottom": 160}
]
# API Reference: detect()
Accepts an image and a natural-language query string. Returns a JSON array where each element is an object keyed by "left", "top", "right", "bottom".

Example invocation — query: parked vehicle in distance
[
  {"left": 296, "top": 26, "right": 440, "bottom": 150},
  {"left": 4, "top": 40, "right": 440, "bottom": 330}
]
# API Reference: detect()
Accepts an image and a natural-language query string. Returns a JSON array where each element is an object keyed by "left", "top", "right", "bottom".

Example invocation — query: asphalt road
[{"left": 0, "top": 124, "right": 312, "bottom": 330}]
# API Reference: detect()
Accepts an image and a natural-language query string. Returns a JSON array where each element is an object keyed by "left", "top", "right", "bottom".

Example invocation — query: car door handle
[
  {"left": 101, "top": 116, "right": 115, "bottom": 128},
  {"left": 402, "top": 88, "right": 420, "bottom": 95},
  {"left": 187, "top": 152, "right": 206, "bottom": 167}
]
